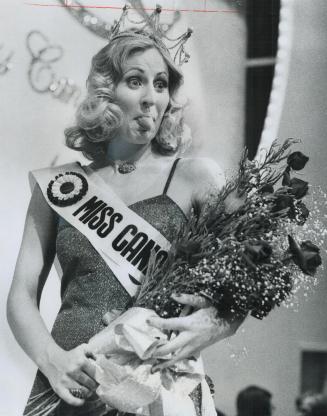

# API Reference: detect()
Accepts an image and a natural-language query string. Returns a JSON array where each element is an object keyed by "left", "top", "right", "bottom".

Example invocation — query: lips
[{"left": 135, "top": 116, "right": 154, "bottom": 131}]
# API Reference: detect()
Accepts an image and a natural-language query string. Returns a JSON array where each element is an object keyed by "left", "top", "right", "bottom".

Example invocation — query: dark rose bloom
[
  {"left": 245, "top": 240, "right": 272, "bottom": 263},
  {"left": 288, "top": 235, "right": 322, "bottom": 275},
  {"left": 273, "top": 193, "right": 295, "bottom": 213},
  {"left": 259, "top": 184, "right": 274, "bottom": 194},
  {"left": 289, "top": 178, "right": 309, "bottom": 199},
  {"left": 294, "top": 201, "right": 310, "bottom": 225},
  {"left": 287, "top": 151, "right": 309, "bottom": 170}
]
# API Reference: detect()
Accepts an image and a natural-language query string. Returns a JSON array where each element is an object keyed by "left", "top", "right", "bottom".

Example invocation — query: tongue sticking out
[{"left": 136, "top": 117, "right": 152, "bottom": 131}]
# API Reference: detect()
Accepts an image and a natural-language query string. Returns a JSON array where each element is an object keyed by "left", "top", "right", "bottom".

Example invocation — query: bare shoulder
[
  {"left": 178, "top": 157, "right": 225, "bottom": 190},
  {"left": 28, "top": 183, "right": 57, "bottom": 229}
]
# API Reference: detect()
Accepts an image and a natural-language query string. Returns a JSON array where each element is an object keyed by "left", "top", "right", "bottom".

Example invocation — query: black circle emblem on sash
[{"left": 47, "top": 172, "right": 88, "bottom": 207}]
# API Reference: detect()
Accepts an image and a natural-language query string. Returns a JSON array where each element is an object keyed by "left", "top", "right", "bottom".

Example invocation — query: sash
[{"left": 29, "top": 162, "right": 171, "bottom": 297}]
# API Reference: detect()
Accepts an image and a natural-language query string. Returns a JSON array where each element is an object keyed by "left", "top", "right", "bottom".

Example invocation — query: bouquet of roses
[{"left": 135, "top": 138, "right": 322, "bottom": 320}]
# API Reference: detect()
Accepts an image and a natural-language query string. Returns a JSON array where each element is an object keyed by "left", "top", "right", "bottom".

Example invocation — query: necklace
[
  {"left": 117, "top": 160, "right": 137, "bottom": 174},
  {"left": 109, "top": 144, "right": 152, "bottom": 174}
]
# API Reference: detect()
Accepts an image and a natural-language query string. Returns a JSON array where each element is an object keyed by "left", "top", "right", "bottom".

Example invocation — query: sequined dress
[{"left": 24, "top": 159, "right": 202, "bottom": 416}]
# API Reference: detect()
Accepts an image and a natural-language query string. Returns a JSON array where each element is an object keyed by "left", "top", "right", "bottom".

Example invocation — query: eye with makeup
[
  {"left": 126, "top": 76, "right": 142, "bottom": 89},
  {"left": 154, "top": 76, "right": 169, "bottom": 92},
  {"left": 125, "top": 74, "right": 168, "bottom": 92}
]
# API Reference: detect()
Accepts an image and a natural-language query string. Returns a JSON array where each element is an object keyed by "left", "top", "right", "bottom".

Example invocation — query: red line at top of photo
[{"left": 24, "top": 2, "right": 239, "bottom": 13}]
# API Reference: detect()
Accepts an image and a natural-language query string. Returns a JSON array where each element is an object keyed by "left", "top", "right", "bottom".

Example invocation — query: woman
[{"left": 7, "top": 28, "right": 240, "bottom": 415}]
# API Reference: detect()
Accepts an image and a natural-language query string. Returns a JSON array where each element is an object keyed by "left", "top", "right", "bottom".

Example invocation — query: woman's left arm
[
  {"left": 149, "top": 294, "right": 244, "bottom": 370},
  {"left": 148, "top": 157, "right": 245, "bottom": 368}
]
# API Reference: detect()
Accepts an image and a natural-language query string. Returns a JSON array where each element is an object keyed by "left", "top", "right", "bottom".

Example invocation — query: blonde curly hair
[{"left": 65, "top": 30, "right": 191, "bottom": 161}]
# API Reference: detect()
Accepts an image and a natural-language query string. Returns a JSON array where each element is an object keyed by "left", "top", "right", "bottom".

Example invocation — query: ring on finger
[{"left": 69, "top": 388, "right": 87, "bottom": 399}]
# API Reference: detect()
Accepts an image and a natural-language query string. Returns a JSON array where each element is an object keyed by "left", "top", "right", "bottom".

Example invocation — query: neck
[{"left": 106, "top": 138, "right": 151, "bottom": 164}]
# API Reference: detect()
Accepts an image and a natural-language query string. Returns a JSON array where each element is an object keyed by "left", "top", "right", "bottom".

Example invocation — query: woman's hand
[
  {"left": 147, "top": 294, "right": 243, "bottom": 370},
  {"left": 41, "top": 343, "right": 98, "bottom": 406}
]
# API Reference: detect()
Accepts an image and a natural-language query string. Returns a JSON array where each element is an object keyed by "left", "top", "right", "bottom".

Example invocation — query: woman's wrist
[{"left": 37, "top": 341, "right": 63, "bottom": 375}]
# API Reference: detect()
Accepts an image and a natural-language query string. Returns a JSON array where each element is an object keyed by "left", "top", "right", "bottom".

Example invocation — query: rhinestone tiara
[{"left": 108, "top": 3, "right": 193, "bottom": 66}]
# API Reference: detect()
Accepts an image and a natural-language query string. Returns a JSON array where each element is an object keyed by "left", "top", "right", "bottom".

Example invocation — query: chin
[{"left": 131, "top": 131, "right": 156, "bottom": 145}]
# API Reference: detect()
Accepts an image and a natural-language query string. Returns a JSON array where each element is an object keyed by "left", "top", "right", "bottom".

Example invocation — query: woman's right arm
[{"left": 7, "top": 184, "right": 96, "bottom": 406}]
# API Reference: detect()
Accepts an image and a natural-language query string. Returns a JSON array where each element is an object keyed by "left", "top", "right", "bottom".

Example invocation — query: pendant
[{"left": 118, "top": 161, "right": 136, "bottom": 174}]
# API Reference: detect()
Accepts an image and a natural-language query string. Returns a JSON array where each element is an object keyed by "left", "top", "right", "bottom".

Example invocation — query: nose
[{"left": 141, "top": 84, "right": 155, "bottom": 110}]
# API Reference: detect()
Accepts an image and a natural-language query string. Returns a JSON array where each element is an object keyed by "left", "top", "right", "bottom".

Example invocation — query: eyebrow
[{"left": 123, "top": 67, "right": 168, "bottom": 77}]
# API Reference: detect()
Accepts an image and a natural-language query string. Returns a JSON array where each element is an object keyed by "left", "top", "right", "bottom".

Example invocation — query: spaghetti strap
[{"left": 163, "top": 158, "right": 181, "bottom": 195}]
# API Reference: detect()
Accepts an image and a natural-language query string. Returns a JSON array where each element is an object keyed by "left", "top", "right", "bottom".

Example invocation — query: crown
[{"left": 107, "top": 3, "right": 193, "bottom": 66}]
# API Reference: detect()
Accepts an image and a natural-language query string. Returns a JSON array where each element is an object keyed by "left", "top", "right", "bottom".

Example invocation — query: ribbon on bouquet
[
  {"left": 87, "top": 307, "right": 217, "bottom": 416},
  {"left": 29, "top": 162, "right": 171, "bottom": 297}
]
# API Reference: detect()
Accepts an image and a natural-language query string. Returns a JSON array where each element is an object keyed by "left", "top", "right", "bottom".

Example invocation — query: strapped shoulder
[{"left": 163, "top": 158, "right": 181, "bottom": 195}]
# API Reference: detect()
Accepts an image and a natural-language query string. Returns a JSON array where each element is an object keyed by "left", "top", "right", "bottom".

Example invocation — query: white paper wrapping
[{"left": 87, "top": 307, "right": 217, "bottom": 416}]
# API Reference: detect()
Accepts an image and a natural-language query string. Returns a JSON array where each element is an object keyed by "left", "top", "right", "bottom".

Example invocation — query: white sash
[{"left": 30, "top": 162, "right": 171, "bottom": 297}]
